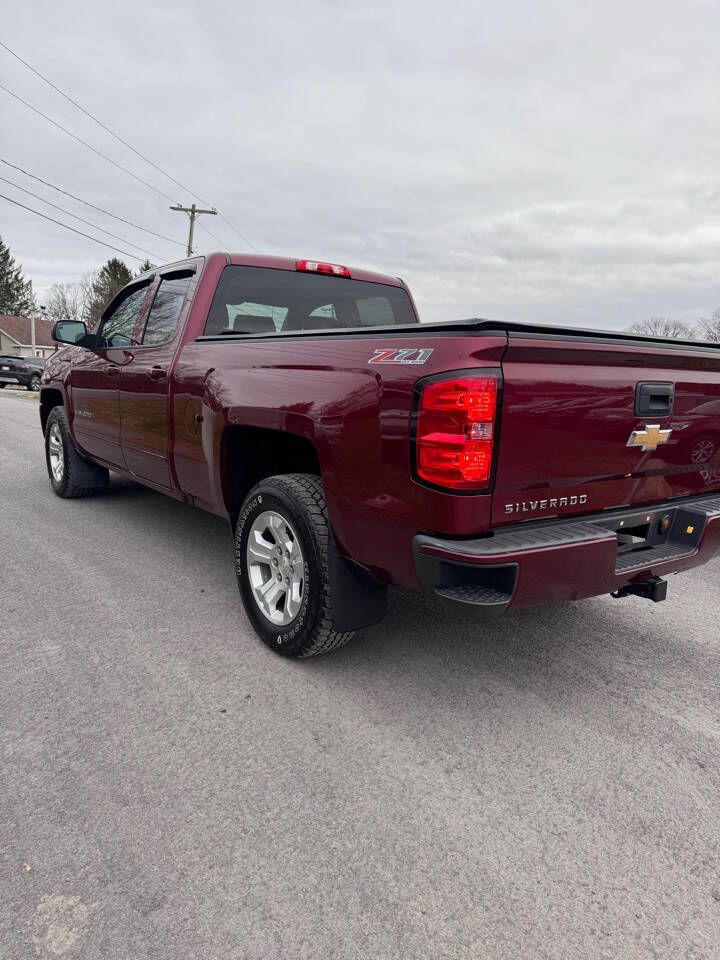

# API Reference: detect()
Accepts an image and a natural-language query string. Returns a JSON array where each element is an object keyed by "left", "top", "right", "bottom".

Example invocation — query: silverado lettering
[
  {"left": 40, "top": 252, "right": 720, "bottom": 659},
  {"left": 505, "top": 494, "right": 589, "bottom": 514}
]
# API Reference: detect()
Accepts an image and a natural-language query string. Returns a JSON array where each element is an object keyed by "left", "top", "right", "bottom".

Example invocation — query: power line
[
  {"left": 0, "top": 38, "right": 205, "bottom": 205},
  {"left": 217, "top": 212, "right": 259, "bottom": 252},
  {"left": 0, "top": 174, "right": 163, "bottom": 260},
  {"left": 0, "top": 81, "right": 175, "bottom": 202},
  {"left": 0, "top": 191, "right": 149, "bottom": 262},
  {"left": 196, "top": 219, "right": 230, "bottom": 250},
  {"left": 0, "top": 157, "right": 186, "bottom": 248},
  {"left": 0, "top": 40, "right": 259, "bottom": 252}
]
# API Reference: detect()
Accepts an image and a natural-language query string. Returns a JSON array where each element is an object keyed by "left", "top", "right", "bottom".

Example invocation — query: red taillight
[
  {"left": 415, "top": 374, "right": 499, "bottom": 490},
  {"left": 296, "top": 259, "right": 351, "bottom": 278}
]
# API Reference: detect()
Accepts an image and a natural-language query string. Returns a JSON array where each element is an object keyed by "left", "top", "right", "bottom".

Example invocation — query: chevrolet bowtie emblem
[{"left": 627, "top": 423, "right": 672, "bottom": 453}]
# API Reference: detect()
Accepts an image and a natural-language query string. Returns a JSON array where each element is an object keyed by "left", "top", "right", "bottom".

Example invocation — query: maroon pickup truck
[{"left": 41, "top": 253, "right": 720, "bottom": 657}]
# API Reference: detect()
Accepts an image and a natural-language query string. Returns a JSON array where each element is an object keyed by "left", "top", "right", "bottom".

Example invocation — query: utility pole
[
  {"left": 31, "top": 305, "right": 41, "bottom": 357},
  {"left": 170, "top": 202, "right": 218, "bottom": 257}
]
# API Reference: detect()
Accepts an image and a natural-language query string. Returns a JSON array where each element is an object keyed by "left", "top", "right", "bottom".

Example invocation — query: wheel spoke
[
  {"left": 285, "top": 579, "right": 303, "bottom": 619},
  {"left": 247, "top": 531, "right": 276, "bottom": 564},
  {"left": 259, "top": 578, "right": 284, "bottom": 615},
  {"left": 268, "top": 514, "right": 293, "bottom": 553}
]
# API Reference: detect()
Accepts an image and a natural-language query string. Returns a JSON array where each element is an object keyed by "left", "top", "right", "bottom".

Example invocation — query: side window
[
  {"left": 99, "top": 285, "right": 150, "bottom": 348},
  {"left": 142, "top": 272, "right": 193, "bottom": 346}
]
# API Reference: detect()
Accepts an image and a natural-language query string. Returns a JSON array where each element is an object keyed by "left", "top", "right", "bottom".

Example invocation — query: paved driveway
[{"left": 1, "top": 391, "right": 718, "bottom": 959}]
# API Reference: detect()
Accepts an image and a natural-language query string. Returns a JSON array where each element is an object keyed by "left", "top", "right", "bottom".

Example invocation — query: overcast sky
[{"left": 1, "top": 0, "right": 719, "bottom": 329}]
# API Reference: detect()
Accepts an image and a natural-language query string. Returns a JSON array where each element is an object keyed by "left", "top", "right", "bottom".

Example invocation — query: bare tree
[
  {"left": 45, "top": 272, "right": 96, "bottom": 326},
  {"left": 629, "top": 317, "right": 697, "bottom": 339},
  {"left": 698, "top": 308, "right": 720, "bottom": 343}
]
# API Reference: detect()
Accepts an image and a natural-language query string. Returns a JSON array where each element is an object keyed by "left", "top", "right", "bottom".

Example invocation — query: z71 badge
[{"left": 368, "top": 348, "right": 434, "bottom": 365}]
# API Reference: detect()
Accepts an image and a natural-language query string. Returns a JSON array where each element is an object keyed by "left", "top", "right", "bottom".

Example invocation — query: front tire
[
  {"left": 45, "top": 406, "right": 109, "bottom": 498},
  {"left": 236, "top": 474, "right": 355, "bottom": 658}
]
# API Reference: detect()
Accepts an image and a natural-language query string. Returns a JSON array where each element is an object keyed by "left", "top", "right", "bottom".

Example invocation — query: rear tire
[
  {"left": 45, "top": 406, "right": 109, "bottom": 498},
  {"left": 28, "top": 375, "right": 41, "bottom": 391},
  {"left": 236, "top": 474, "right": 355, "bottom": 658}
]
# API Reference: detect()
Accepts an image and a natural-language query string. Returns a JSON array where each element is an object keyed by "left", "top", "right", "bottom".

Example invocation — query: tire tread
[
  {"left": 240, "top": 473, "right": 355, "bottom": 658},
  {"left": 45, "top": 406, "right": 109, "bottom": 498}
]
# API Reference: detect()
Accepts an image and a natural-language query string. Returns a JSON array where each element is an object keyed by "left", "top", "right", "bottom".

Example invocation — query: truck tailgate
[{"left": 493, "top": 334, "right": 720, "bottom": 527}]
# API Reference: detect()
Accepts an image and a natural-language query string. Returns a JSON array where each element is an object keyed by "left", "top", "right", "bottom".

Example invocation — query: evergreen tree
[
  {"left": 86, "top": 258, "right": 133, "bottom": 327},
  {"left": 135, "top": 259, "right": 155, "bottom": 276},
  {"left": 0, "top": 236, "right": 37, "bottom": 316}
]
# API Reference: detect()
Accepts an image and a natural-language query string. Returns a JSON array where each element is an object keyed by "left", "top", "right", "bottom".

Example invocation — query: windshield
[{"left": 204, "top": 265, "right": 417, "bottom": 336}]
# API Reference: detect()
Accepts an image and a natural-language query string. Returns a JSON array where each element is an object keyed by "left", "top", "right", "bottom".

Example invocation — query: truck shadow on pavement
[{"left": 86, "top": 475, "right": 705, "bottom": 719}]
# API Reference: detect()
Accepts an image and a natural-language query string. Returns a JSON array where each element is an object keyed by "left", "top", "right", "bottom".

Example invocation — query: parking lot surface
[{"left": 1, "top": 390, "right": 719, "bottom": 959}]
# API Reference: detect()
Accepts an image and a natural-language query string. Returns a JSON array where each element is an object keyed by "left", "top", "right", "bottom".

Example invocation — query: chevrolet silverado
[{"left": 41, "top": 253, "right": 720, "bottom": 657}]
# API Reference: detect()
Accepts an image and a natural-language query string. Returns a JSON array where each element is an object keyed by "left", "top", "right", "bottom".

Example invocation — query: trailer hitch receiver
[{"left": 611, "top": 576, "right": 667, "bottom": 603}]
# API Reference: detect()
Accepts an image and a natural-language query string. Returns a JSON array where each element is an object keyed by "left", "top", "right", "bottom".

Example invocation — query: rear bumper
[{"left": 414, "top": 493, "right": 720, "bottom": 612}]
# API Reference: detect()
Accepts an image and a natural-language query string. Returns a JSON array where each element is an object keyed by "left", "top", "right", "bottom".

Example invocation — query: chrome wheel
[
  {"left": 48, "top": 422, "right": 64, "bottom": 482},
  {"left": 691, "top": 438, "right": 715, "bottom": 464},
  {"left": 246, "top": 510, "right": 305, "bottom": 626}
]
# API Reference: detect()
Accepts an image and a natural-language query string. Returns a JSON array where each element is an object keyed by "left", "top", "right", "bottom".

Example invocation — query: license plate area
[
  {"left": 614, "top": 510, "right": 672, "bottom": 559},
  {"left": 597, "top": 505, "right": 706, "bottom": 565}
]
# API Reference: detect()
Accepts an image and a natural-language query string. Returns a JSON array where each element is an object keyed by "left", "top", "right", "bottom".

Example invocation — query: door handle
[
  {"left": 635, "top": 382, "right": 674, "bottom": 417},
  {"left": 148, "top": 365, "right": 167, "bottom": 380},
  {"left": 105, "top": 365, "right": 120, "bottom": 377}
]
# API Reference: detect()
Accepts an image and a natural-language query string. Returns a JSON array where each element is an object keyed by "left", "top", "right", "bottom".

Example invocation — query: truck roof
[
  {"left": 226, "top": 254, "right": 406, "bottom": 288},
  {"left": 136, "top": 252, "right": 405, "bottom": 289}
]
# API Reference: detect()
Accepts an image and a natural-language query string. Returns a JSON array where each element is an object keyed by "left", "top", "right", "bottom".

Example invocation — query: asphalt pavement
[{"left": 1, "top": 389, "right": 719, "bottom": 960}]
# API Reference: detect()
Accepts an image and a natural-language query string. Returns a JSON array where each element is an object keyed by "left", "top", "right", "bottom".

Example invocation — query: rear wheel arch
[{"left": 222, "top": 425, "right": 323, "bottom": 531}]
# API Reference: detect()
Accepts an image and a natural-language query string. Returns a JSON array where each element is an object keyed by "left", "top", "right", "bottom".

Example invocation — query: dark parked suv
[{"left": 0, "top": 355, "right": 45, "bottom": 391}]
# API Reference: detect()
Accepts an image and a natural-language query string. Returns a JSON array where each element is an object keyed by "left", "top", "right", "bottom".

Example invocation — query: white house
[{"left": 0, "top": 315, "right": 58, "bottom": 359}]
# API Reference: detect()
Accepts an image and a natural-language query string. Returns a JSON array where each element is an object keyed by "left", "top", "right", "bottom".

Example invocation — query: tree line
[
  {"left": 1, "top": 233, "right": 719, "bottom": 341},
  {"left": 0, "top": 234, "right": 152, "bottom": 329},
  {"left": 629, "top": 315, "right": 720, "bottom": 342}
]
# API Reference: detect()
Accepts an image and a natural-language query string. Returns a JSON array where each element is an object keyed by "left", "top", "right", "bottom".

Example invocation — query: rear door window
[
  {"left": 204, "top": 266, "right": 416, "bottom": 336},
  {"left": 141, "top": 272, "right": 193, "bottom": 346}
]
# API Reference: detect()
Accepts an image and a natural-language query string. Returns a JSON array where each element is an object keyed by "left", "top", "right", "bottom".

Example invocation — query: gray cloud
[{"left": 1, "top": 0, "right": 719, "bottom": 330}]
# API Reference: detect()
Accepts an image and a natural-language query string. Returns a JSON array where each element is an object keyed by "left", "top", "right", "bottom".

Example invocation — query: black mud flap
[{"left": 327, "top": 535, "right": 387, "bottom": 632}]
